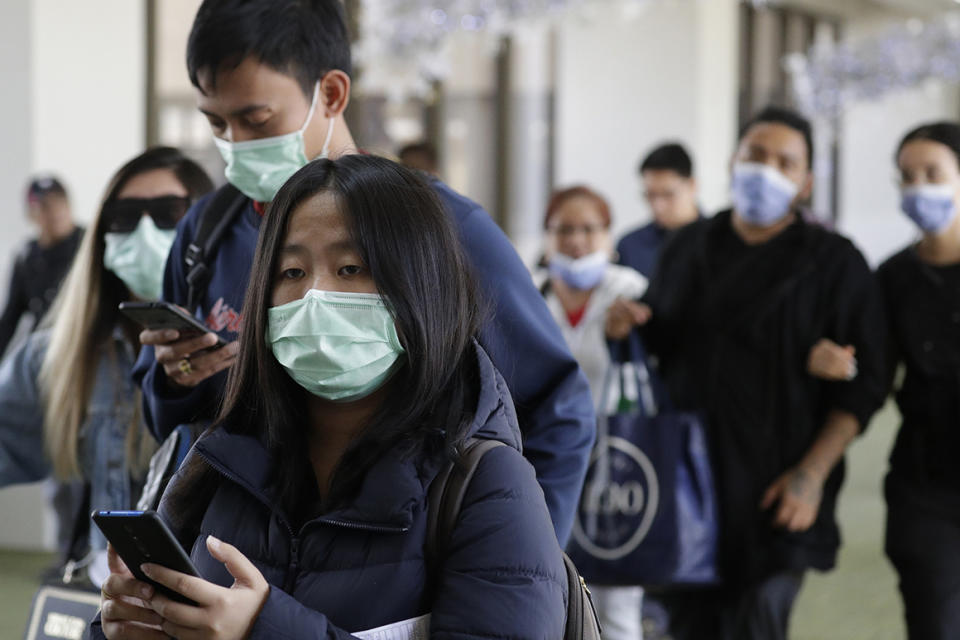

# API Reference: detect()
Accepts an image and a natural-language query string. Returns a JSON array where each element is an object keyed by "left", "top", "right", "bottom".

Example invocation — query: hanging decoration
[
  {"left": 786, "top": 14, "right": 960, "bottom": 120},
  {"left": 353, "top": 0, "right": 656, "bottom": 99}
]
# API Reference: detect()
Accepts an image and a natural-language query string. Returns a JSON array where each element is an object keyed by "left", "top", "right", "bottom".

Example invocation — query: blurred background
[{"left": 1, "top": 0, "right": 959, "bottom": 636}]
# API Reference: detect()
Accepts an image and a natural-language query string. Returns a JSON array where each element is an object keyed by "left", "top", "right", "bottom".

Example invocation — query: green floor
[
  {"left": 790, "top": 401, "right": 905, "bottom": 640},
  {"left": 0, "top": 405, "right": 907, "bottom": 638},
  {"left": 0, "top": 549, "right": 57, "bottom": 637}
]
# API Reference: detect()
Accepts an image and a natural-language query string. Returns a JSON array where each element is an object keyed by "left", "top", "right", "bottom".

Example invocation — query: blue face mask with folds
[
  {"left": 731, "top": 162, "right": 800, "bottom": 227},
  {"left": 901, "top": 184, "right": 958, "bottom": 234},
  {"left": 549, "top": 250, "right": 609, "bottom": 290}
]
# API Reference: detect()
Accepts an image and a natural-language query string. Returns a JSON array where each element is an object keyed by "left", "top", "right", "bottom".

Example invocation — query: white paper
[{"left": 353, "top": 614, "right": 430, "bottom": 640}]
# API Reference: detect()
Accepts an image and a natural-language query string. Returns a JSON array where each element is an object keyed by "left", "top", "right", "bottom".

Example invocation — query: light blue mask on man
[
  {"left": 901, "top": 184, "right": 957, "bottom": 234},
  {"left": 267, "top": 289, "right": 406, "bottom": 402},
  {"left": 731, "top": 162, "right": 799, "bottom": 227},
  {"left": 214, "top": 82, "right": 335, "bottom": 203}
]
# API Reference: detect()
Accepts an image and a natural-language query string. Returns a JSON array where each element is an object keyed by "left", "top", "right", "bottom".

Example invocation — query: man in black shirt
[
  {"left": 609, "top": 107, "right": 887, "bottom": 639},
  {"left": 0, "top": 176, "right": 82, "bottom": 357}
]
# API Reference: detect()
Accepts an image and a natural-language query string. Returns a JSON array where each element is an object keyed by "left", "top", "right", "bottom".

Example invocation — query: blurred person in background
[
  {"left": 541, "top": 185, "right": 647, "bottom": 405},
  {"left": 0, "top": 147, "right": 212, "bottom": 586},
  {"left": 616, "top": 143, "right": 700, "bottom": 280},
  {"left": 539, "top": 184, "right": 647, "bottom": 638},
  {"left": 608, "top": 106, "right": 887, "bottom": 640},
  {"left": 875, "top": 121, "right": 960, "bottom": 640},
  {"left": 0, "top": 175, "right": 82, "bottom": 357},
  {"left": 398, "top": 140, "right": 440, "bottom": 177}
]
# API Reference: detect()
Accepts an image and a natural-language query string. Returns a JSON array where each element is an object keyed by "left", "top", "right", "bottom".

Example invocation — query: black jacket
[
  {"left": 641, "top": 210, "right": 887, "bottom": 586},
  {"left": 0, "top": 227, "right": 82, "bottom": 356},
  {"left": 93, "top": 343, "right": 567, "bottom": 639},
  {"left": 878, "top": 247, "right": 960, "bottom": 494}
]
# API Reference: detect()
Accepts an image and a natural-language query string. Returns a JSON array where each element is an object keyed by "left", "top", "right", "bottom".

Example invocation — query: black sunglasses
[{"left": 102, "top": 196, "right": 192, "bottom": 233}]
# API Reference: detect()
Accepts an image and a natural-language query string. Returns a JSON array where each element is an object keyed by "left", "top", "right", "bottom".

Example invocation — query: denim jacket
[{"left": 0, "top": 327, "right": 140, "bottom": 550}]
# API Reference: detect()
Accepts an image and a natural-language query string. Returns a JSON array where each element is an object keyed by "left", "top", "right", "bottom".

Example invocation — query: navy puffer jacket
[{"left": 92, "top": 344, "right": 567, "bottom": 638}]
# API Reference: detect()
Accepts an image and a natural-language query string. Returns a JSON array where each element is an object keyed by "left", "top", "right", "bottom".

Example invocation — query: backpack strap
[
  {"left": 184, "top": 184, "right": 246, "bottom": 314},
  {"left": 425, "top": 437, "right": 603, "bottom": 639},
  {"left": 425, "top": 438, "right": 504, "bottom": 570}
]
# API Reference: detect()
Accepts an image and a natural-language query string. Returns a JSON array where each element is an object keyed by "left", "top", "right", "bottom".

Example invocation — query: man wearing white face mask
[
  {"left": 608, "top": 106, "right": 888, "bottom": 640},
  {"left": 132, "top": 0, "right": 595, "bottom": 548}
]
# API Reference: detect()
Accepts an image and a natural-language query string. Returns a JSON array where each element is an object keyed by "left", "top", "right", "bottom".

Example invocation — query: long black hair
[{"left": 219, "top": 154, "right": 483, "bottom": 511}]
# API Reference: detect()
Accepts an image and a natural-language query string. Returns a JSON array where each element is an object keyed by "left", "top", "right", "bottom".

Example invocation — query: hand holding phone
[
  {"left": 120, "top": 301, "right": 239, "bottom": 388},
  {"left": 93, "top": 510, "right": 200, "bottom": 605},
  {"left": 96, "top": 513, "right": 270, "bottom": 637},
  {"left": 99, "top": 543, "right": 166, "bottom": 637}
]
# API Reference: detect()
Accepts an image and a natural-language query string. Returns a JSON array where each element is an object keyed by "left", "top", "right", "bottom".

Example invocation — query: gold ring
[{"left": 178, "top": 358, "right": 193, "bottom": 376}]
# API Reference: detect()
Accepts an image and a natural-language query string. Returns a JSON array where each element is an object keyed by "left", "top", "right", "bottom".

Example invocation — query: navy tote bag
[{"left": 568, "top": 332, "right": 719, "bottom": 587}]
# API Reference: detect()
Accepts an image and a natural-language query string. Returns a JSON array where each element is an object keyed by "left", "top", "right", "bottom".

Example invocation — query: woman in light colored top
[
  {"left": 539, "top": 185, "right": 646, "bottom": 639},
  {"left": 540, "top": 186, "right": 647, "bottom": 404},
  {"left": 0, "top": 147, "right": 213, "bottom": 585}
]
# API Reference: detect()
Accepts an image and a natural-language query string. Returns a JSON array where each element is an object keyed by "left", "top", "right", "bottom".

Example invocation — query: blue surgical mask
[
  {"left": 549, "top": 250, "right": 609, "bottom": 290},
  {"left": 901, "top": 184, "right": 957, "bottom": 234},
  {"left": 213, "top": 82, "right": 335, "bottom": 202},
  {"left": 731, "top": 162, "right": 799, "bottom": 227}
]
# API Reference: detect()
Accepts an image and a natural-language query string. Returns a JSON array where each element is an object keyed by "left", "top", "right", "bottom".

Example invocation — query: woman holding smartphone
[
  {"left": 94, "top": 155, "right": 567, "bottom": 639},
  {"left": 878, "top": 122, "right": 960, "bottom": 639},
  {"left": 0, "top": 147, "right": 212, "bottom": 583}
]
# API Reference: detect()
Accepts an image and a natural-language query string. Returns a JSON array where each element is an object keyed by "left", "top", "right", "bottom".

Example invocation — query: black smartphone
[
  {"left": 118, "top": 301, "right": 226, "bottom": 351},
  {"left": 92, "top": 510, "right": 201, "bottom": 605}
]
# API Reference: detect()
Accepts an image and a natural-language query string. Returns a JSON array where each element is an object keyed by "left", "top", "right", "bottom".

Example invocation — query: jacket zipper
[
  {"left": 195, "top": 448, "right": 409, "bottom": 596},
  {"left": 283, "top": 537, "right": 300, "bottom": 593},
  {"left": 317, "top": 518, "right": 409, "bottom": 534},
  {"left": 195, "top": 449, "right": 304, "bottom": 592}
]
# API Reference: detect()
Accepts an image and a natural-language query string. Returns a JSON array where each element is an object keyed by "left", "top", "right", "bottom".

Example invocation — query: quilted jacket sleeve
[{"left": 429, "top": 443, "right": 568, "bottom": 639}]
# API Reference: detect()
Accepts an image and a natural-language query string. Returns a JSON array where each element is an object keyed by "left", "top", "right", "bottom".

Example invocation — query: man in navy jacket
[
  {"left": 132, "top": 0, "right": 594, "bottom": 545},
  {"left": 617, "top": 143, "right": 700, "bottom": 279}
]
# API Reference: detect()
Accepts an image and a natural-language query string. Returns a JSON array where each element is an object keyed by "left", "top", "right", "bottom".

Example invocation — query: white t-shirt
[{"left": 540, "top": 264, "right": 647, "bottom": 408}]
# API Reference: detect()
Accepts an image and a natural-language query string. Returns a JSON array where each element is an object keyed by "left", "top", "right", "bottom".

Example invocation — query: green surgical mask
[
  {"left": 267, "top": 289, "right": 406, "bottom": 402},
  {"left": 103, "top": 216, "right": 176, "bottom": 300},
  {"left": 214, "top": 82, "right": 335, "bottom": 203}
]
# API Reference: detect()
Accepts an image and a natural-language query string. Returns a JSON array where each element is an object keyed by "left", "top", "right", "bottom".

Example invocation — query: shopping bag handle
[{"left": 605, "top": 329, "right": 658, "bottom": 417}]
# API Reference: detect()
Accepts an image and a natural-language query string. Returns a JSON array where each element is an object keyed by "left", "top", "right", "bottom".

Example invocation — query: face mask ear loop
[
  {"left": 319, "top": 117, "right": 335, "bottom": 159},
  {"left": 300, "top": 82, "right": 321, "bottom": 133},
  {"left": 305, "top": 81, "right": 335, "bottom": 160}
]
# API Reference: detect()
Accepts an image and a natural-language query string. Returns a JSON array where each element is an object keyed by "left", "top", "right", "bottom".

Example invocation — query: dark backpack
[
  {"left": 184, "top": 184, "right": 248, "bottom": 313},
  {"left": 133, "top": 186, "right": 247, "bottom": 512},
  {"left": 426, "top": 438, "right": 603, "bottom": 639}
]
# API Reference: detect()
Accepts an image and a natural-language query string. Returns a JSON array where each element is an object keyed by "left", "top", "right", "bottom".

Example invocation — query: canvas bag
[{"left": 568, "top": 333, "right": 720, "bottom": 587}]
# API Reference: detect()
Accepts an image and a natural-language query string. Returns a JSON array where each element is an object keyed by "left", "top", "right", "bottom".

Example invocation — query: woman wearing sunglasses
[{"left": 0, "top": 147, "right": 212, "bottom": 585}]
